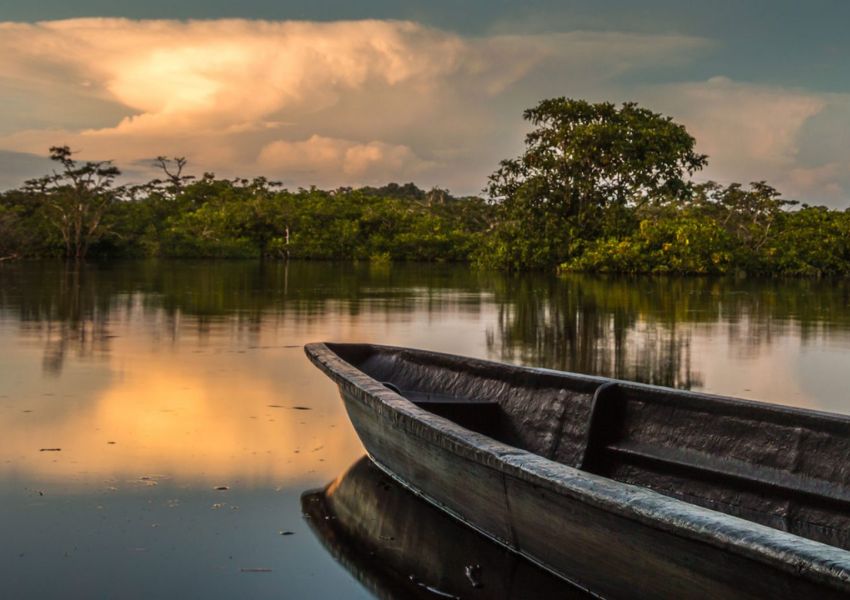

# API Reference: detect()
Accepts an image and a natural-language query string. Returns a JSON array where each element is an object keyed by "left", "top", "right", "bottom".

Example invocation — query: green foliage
[
  {"left": 0, "top": 189, "right": 61, "bottom": 258},
  {"left": 563, "top": 182, "right": 850, "bottom": 277},
  {"left": 22, "top": 146, "right": 123, "bottom": 259},
  {"left": 4, "top": 96, "right": 850, "bottom": 279},
  {"left": 684, "top": 181, "right": 795, "bottom": 272},
  {"left": 482, "top": 98, "right": 707, "bottom": 270},
  {"left": 1, "top": 151, "right": 491, "bottom": 262},
  {"left": 564, "top": 213, "right": 734, "bottom": 274},
  {"left": 478, "top": 95, "right": 850, "bottom": 277},
  {"left": 762, "top": 207, "right": 850, "bottom": 276}
]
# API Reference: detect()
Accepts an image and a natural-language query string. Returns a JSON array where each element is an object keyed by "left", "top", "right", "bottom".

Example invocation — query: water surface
[{"left": 2, "top": 261, "right": 850, "bottom": 598}]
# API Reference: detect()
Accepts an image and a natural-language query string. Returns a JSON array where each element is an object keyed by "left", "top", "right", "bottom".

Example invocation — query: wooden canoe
[
  {"left": 302, "top": 457, "right": 582, "bottom": 599},
  {"left": 304, "top": 342, "right": 850, "bottom": 599}
]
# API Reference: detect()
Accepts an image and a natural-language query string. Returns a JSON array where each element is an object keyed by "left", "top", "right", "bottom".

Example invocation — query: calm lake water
[{"left": 2, "top": 260, "right": 850, "bottom": 598}]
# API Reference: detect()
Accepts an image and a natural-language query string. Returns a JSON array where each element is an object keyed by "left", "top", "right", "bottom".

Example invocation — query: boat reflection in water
[{"left": 302, "top": 457, "right": 586, "bottom": 599}]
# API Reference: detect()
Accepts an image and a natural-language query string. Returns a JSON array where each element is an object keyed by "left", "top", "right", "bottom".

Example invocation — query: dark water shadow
[{"left": 302, "top": 457, "right": 588, "bottom": 599}]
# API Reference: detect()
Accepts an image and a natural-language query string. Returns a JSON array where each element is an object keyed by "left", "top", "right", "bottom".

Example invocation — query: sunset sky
[{"left": 2, "top": 2, "right": 849, "bottom": 205}]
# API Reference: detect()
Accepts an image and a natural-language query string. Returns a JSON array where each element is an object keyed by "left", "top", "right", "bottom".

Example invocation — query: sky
[{"left": 1, "top": 1, "right": 849, "bottom": 205}]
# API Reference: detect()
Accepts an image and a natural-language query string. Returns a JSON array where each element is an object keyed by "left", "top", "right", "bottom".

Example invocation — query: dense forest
[
  {"left": 0, "top": 151, "right": 491, "bottom": 263},
  {"left": 2, "top": 98, "right": 850, "bottom": 275}
]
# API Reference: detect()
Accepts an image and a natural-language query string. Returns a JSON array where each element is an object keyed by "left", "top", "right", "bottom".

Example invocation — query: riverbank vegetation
[
  {"left": 2, "top": 98, "right": 849, "bottom": 275},
  {"left": 0, "top": 152, "right": 491, "bottom": 262}
]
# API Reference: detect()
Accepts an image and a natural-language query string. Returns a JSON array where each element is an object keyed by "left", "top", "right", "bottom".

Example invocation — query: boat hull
[
  {"left": 306, "top": 342, "right": 850, "bottom": 599},
  {"left": 340, "top": 387, "right": 844, "bottom": 599},
  {"left": 302, "top": 457, "right": 578, "bottom": 599}
]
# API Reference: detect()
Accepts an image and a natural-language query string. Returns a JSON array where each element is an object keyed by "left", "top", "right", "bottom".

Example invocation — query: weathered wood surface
[
  {"left": 305, "top": 342, "right": 850, "bottom": 599},
  {"left": 302, "top": 457, "right": 583, "bottom": 599}
]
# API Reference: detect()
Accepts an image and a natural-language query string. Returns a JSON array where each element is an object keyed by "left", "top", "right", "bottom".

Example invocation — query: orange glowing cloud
[
  {"left": 258, "top": 135, "right": 427, "bottom": 178},
  {"left": 0, "top": 18, "right": 707, "bottom": 190}
]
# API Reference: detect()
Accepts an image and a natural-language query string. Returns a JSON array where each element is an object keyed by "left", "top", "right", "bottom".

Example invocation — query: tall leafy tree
[
  {"left": 24, "top": 146, "right": 123, "bottom": 259},
  {"left": 485, "top": 98, "right": 707, "bottom": 269}
]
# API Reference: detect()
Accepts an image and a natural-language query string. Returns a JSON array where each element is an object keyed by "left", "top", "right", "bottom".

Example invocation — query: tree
[
  {"left": 765, "top": 206, "right": 850, "bottom": 276},
  {"left": 146, "top": 156, "right": 196, "bottom": 198},
  {"left": 226, "top": 177, "right": 289, "bottom": 258},
  {"left": 693, "top": 181, "right": 796, "bottom": 257},
  {"left": 0, "top": 202, "right": 23, "bottom": 260},
  {"left": 484, "top": 98, "right": 707, "bottom": 269},
  {"left": 24, "top": 146, "right": 123, "bottom": 259}
]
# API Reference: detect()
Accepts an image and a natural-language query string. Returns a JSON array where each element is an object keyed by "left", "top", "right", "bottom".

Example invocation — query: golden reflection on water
[
  {"left": 5, "top": 261, "right": 850, "bottom": 493},
  {"left": 0, "top": 324, "right": 368, "bottom": 488}
]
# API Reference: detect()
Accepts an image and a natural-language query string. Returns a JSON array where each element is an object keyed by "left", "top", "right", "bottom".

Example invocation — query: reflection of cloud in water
[
  {"left": 0, "top": 340, "right": 364, "bottom": 487},
  {"left": 690, "top": 333, "right": 808, "bottom": 407}
]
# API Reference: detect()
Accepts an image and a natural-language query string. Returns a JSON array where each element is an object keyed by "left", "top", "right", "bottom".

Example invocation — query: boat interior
[{"left": 326, "top": 343, "right": 850, "bottom": 551}]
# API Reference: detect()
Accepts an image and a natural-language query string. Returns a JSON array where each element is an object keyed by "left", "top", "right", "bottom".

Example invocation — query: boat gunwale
[{"left": 304, "top": 341, "right": 850, "bottom": 590}]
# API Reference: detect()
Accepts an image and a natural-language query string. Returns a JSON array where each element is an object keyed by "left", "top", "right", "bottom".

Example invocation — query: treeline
[
  {"left": 2, "top": 98, "right": 850, "bottom": 275},
  {"left": 0, "top": 149, "right": 491, "bottom": 261},
  {"left": 563, "top": 183, "right": 850, "bottom": 277},
  {"left": 477, "top": 98, "right": 850, "bottom": 277}
]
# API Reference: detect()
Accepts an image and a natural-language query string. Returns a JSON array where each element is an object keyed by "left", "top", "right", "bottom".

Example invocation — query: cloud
[
  {"left": 0, "top": 18, "right": 706, "bottom": 191},
  {"left": 0, "top": 150, "right": 52, "bottom": 189},
  {"left": 258, "top": 135, "right": 428, "bottom": 183},
  {"left": 14, "top": 19, "right": 847, "bottom": 206},
  {"left": 641, "top": 77, "right": 850, "bottom": 205}
]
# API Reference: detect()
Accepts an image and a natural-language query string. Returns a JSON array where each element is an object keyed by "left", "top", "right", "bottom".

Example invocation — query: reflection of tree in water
[
  {"left": 0, "top": 261, "right": 489, "bottom": 375},
  {"left": 0, "top": 263, "right": 114, "bottom": 376},
  {"left": 4, "top": 261, "right": 850, "bottom": 384},
  {"left": 486, "top": 275, "right": 701, "bottom": 388},
  {"left": 714, "top": 279, "right": 850, "bottom": 360},
  {"left": 486, "top": 274, "right": 850, "bottom": 390}
]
